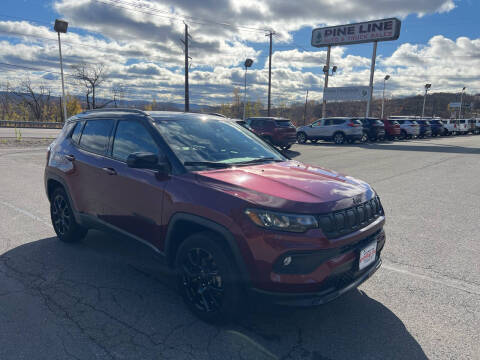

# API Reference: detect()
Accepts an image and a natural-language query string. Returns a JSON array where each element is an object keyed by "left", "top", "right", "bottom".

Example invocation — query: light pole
[
  {"left": 243, "top": 58, "right": 253, "bottom": 120},
  {"left": 381, "top": 75, "right": 390, "bottom": 119},
  {"left": 54, "top": 19, "right": 68, "bottom": 122},
  {"left": 459, "top": 87, "right": 466, "bottom": 119},
  {"left": 421, "top": 83, "right": 431, "bottom": 119}
]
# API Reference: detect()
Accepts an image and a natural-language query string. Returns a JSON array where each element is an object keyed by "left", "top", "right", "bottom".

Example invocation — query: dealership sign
[
  {"left": 312, "top": 18, "right": 401, "bottom": 47},
  {"left": 323, "top": 86, "right": 370, "bottom": 101}
]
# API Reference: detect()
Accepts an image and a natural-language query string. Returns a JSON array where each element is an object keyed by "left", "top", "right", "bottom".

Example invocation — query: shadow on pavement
[{"left": 0, "top": 231, "right": 427, "bottom": 360}]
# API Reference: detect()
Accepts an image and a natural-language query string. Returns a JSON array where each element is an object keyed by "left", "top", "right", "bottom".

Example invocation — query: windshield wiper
[
  {"left": 232, "top": 157, "right": 283, "bottom": 165},
  {"left": 183, "top": 161, "right": 232, "bottom": 169}
]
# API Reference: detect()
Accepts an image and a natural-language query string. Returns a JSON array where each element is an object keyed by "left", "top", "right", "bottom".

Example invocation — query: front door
[{"left": 99, "top": 119, "right": 168, "bottom": 247}]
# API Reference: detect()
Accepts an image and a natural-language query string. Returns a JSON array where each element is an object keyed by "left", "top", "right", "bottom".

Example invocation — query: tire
[
  {"left": 175, "top": 232, "right": 243, "bottom": 324},
  {"left": 281, "top": 145, "right": 292, "bottom": 150},
  {"left": 400, "top": 130, "right": 407, "bottom": 140},
  {"left": 50, "top": 187, "right": 88, "bottom": 243},
  {"left": 297, "top": 132, "right": 307, "bottom": 144},
  {"left": 333, "top": 132, "right": 345, "bottom": 144},
  {"left": 360, "top": 132, "right": 368, "bottom": 143},
  {"left": 310, "top": 139, "right": 318, "bottom": 144}
]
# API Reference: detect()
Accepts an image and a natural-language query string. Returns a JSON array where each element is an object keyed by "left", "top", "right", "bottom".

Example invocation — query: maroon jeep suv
[
  {"left": 45, "top": 109, "right": 386, "bottom": 323},
  {"left": 246, "top": 117, "right": 297, "bottom": 150}
]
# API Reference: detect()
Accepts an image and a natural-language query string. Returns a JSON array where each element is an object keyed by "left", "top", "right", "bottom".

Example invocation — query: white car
[
  {"left": 395, "top": 119, "right": 420, "bottom": 139},
  {"left": 442, "top": 119, "right": 458, "bottom": 135},
  {"left": 457, "top": 119, "right": 469, "bottom": 134}
]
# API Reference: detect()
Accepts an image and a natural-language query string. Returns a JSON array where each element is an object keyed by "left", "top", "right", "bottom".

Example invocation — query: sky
[{"left": 0, "top": 0, "right": 479, "bottom": 106}]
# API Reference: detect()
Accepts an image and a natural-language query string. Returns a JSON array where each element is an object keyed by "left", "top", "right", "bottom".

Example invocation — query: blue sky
[{"left": 0, "top": 0, "right": 478, "bottom": 104}]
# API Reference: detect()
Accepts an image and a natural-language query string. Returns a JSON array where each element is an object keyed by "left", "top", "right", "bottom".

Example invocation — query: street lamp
[
  {"left": 421, "top": 83, "right": 431, "bottom": 119},
  {"left": 381, "top": 75, "right": 390, "bottom": 119},
  {"left": 459, "top": 86, "right": 466, "bottom": 119},
  {"left": 54, "top": 19, "right": 68, "bottom": 122},
  {"left": 243, "top": 58, "right": 253, "bottom": 120}
]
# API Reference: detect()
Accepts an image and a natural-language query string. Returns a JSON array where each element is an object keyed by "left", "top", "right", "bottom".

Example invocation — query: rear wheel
[
  {"left": 333, "top": 132, "right": 345, "bottom": 145},
  {"left": 400, "top": 130, "right": 407, "bottom": 140},
  {"left": 297, "top": 132, "right": 307, "bottom": 144},
  {"left": 50, "top": 187, "right": 88, "bottom": 243},
  {"left": 175, "top": 232, "right": 243, "bottom": 324}
]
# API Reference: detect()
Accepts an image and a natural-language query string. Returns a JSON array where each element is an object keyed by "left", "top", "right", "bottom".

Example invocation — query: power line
[{"left": 93, "top": 0, "right": 270, "bottom": 34}]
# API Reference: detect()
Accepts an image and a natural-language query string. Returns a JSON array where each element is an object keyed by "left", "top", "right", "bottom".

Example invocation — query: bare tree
[
  {"left": 0, "top": 82, "right": 15, "bottom": 120},
  {"left": 13, "top": 79, "right": 52, "bottom": 121},
  {"left": 72, "top": 63, "right": 108, "bottom": 109}
]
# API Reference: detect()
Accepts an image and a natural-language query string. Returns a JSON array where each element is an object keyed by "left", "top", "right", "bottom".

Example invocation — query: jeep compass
[{"left": 45, "top": 109, "right": 386, "bottom": 323}]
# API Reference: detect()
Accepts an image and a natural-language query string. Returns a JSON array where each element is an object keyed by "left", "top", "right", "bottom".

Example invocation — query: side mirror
[{"left": 126, "top": 152, "right": 170, "bottom": 174}]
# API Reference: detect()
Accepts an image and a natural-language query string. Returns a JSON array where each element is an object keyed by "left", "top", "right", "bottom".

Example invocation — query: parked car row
[{"left": 295, "top": 117, "right": 480, "bottom": 145}]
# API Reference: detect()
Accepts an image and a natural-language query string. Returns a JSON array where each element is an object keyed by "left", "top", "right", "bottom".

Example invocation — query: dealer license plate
[{"left": 359, "top": 242, "right": 377, "bottom": 270}]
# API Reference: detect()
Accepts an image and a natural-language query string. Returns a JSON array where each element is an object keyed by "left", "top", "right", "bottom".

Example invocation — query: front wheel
[
  {"left": 360, "top": 132, "right": 368, "bottom": 143},
  {"left": 50, "top": 187, "right": 88, "bottom": 243},
  {"left": 297, "top": 132, "right": 307, "bottom": 144},
  {"left": 333, "top": 132, "right": 346, "bottom": 144},
  {"left": 175, "top": 232, "right": 243, "bottom": 324}
]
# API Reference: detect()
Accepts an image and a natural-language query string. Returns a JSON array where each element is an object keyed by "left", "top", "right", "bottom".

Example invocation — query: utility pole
[
  {"left": 303, "top": 90, "right": 309, "bottom": 125},
  {"left": 459, "top": 87, "right": 466, "bottom": 119},
  {"left": 365, "top": 41, "right": 378, "bottom": 118},
  {"left": 181, "top": 23, "right": 190, "bottom": 112},
  {"left": 267, "top": 31, "right": 274, "bottom": 116}
]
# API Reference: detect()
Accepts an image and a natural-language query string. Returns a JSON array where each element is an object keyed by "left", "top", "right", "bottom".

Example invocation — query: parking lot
[{"left": 0, "top": 135, "right": 479, "bottom": 359}]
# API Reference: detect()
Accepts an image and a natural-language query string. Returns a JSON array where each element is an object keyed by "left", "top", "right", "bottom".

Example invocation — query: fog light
[{"left": 283, "top": 256, "right": 292, "bottom": 266}]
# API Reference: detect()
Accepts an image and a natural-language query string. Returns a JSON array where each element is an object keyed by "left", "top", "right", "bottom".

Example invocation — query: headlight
[{"left": 245, "top": 208, "right": 318, "bottom": 233}]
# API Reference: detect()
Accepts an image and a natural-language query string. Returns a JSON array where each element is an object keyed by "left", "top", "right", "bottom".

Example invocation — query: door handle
[
  {"left": 102, "top": 167, "right": 117, "bottom": 175},
  {"left": 64, "top": 154, "right": 75, "bottom": 161}
]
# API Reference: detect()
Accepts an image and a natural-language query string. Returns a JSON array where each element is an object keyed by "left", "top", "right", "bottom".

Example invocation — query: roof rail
[{"left": 81, "top": 108, "right": 148, "bottom": 116}]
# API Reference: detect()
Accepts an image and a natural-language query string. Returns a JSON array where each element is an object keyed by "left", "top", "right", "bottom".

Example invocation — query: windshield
[{"left": 154, "top": 117, "right": 286, "bottom": 169}]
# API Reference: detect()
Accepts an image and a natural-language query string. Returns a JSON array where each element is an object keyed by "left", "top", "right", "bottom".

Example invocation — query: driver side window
[{"left": 112, "top": 120, "right": 159, "bottom": 162}]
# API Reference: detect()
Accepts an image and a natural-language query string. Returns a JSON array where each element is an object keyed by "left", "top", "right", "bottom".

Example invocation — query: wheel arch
[{"left": 164, "top": 213, "right": 251, "bottom": 283}]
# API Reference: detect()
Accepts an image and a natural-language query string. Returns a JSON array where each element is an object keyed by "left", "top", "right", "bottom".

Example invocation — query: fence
[{"left": 0, "top": 120, "right": 64, "bottom": 129}]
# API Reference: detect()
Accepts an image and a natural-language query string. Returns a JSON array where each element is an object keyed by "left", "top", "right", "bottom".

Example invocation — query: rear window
[
  {"left": 431, "top": 120, "right": 441, "bottom": 124},
  {"left": 397, "top": 120, "right": 404, "bottom": 124},
  {"left": 79, "top": 119, "right": 114, "bottom": 155},
  {"left": 274, "top": 120, "right": 293, "bottom": 127},
  {"left": 372, "top": 119, "right": 383, "bottom": 126},
  {"left": 351, "top": 119, "right": 362, "bottom": 125},
  {"left": 333, "top": 119, "right": 345, "bottom": 125},
  {"left": 410, "top": 121, "right": 418, "bottom": 125},
  {"left": 71, "top": 121, "right": 84, "bottom": 144},
  {"left": 388, "top": 120, "right": 399, "bottom": 125},
  {"left": 459, "top": 120, "right": 465, "bottom": 124}
]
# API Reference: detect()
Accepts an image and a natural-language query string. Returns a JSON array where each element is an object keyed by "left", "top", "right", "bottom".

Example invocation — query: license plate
[{"left": 359, "top": 242, "right": 377, "bottom": 270}]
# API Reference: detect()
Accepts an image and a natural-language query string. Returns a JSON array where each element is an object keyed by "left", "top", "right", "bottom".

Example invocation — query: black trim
[
  {"left": 251, "top": 258, "right": 382, "bottom": 307},
  {"left": 164, "top": 213, "right": 251, "bottom": 283},
  {"left": 45, "top": 172, "right": 82, "bottom": 224}
]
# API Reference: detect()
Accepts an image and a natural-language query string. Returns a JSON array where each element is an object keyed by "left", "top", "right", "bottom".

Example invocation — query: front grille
[{"left": 317, "top": 196, "right": 384, "bottom": 239}]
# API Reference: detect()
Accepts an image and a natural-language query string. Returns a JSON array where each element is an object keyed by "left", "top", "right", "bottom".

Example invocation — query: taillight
[{"left": 347, "top": 122, "right": 359, "bottom": 127}]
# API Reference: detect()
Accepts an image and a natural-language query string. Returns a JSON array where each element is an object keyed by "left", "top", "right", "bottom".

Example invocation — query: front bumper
[{"left": 251, "top": 257, "right": 382, "bottom": 307}]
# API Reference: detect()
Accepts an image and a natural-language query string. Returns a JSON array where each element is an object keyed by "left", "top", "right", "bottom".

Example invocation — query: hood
[{"left": 196, "top": 161, "right": 374, "bottom": 213}]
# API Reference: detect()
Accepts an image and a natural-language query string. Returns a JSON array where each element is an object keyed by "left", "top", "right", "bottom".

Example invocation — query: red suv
[
  {"left": 246, "top": 117, "right": 297, "bottom": 150},
  {"left": 45, "top": 109, "right": 386, "bottom": 323},
  {"left": 382, "top": 119, "right": 401, "bottom": 140}
]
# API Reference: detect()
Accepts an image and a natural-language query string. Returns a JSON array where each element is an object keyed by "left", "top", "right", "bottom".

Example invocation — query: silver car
[
  {"left": 296, "top": 117, "right": 363, "bottom": 144},
  {"left": 396, "top": 119, "right": 420, "bottom": 139}
]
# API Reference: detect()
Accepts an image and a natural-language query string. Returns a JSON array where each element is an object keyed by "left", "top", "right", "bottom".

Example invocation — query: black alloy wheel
[
  {"left": 50, "top": 187, "right": 88, "bottom": 242},
  {"left": 175, "top": 233, "right": 242, "bottom": 323}
]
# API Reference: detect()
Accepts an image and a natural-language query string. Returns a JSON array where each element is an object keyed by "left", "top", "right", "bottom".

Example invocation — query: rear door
[
  {"left": 67, "top": 118, "right": 115, "bottom": 216},
  {"left": 98, "top": 119, "right": 168, "bottom": 246},
  {"left": 321, "top": 119, "right": 334, "bottom": 137}
]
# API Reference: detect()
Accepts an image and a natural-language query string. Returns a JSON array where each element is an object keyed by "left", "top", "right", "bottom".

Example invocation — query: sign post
[
  {"left": 312, "top": 18, "right": 401, "bottom": 118},
  {"left": 322, "top": 45, "right": 331, "bottom": 118}
]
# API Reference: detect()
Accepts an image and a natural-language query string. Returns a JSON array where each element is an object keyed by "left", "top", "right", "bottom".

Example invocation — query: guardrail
[{"left": 0, "top": 120, "right": 64, "bottom": 129}]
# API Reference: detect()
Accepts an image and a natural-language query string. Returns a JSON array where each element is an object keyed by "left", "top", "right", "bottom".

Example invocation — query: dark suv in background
[
  {"left": 416, "top": 119, "right": 432, "bottom": 138},
  {"left": 45, "top": 109, "right": 386, "bottom": 323},
  {"left": 357, "top": 118, "right": 386, "bottom": 142},
  {"left": 246, "top": 117, "right": 297, "bottom": 150}
]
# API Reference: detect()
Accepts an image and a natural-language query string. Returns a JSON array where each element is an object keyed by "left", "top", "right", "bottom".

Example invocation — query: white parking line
[
  {"left": 382, "top": 261, "right": 480, "bottom": 296},
  {"left": 0, "top": 200, "right": 51, "bottom": 227}
]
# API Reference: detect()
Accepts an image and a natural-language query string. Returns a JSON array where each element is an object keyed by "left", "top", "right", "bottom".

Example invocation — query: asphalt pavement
[{"left": 0, "top": 135, "right": 479, "bottom": 360}]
